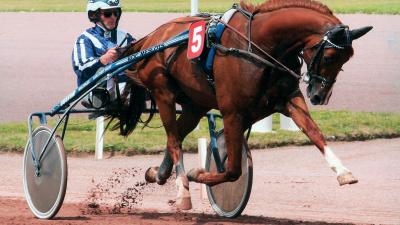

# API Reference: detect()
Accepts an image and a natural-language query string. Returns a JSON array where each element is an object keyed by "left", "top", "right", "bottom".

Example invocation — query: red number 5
[{"left": 187, "top": 20, "right": 206, "bottom": 59}]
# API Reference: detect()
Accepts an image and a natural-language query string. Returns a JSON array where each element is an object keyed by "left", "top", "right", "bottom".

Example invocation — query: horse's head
[{"left": 302, "top": 25, "right": 372, "bottom": 105}]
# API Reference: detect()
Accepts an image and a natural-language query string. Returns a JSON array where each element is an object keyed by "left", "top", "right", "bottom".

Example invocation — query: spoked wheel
[
  {"left": 23, "top": 125, "right": 67, "bottom": 219},
  {"left": 205, "top": 129, "right": 253, "bottom": 218}
]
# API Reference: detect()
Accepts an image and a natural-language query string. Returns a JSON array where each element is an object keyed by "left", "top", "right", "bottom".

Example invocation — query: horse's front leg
[
  {"left": 187, "top": 113, "right": 244, "bottom": 186},
  {"left": 286, "top": 95, "right": 357, "bottom": 185}
]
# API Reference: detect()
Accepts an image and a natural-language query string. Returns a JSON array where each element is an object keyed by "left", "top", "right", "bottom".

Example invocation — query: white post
[
  {"left": 198, "top": 138, "right": 207, "bottom": 199},
  {"left": 280, "top": 114, "right": 300, "bottom": 131},
  {"left": 95, "top": 116, "right": 104, "bottom": 160},
  {"left": 191, "top": 0, "right": 198, "bottom": 16},
  {"left": 252, "top": 116, "right": 273, "bottom": 133}
]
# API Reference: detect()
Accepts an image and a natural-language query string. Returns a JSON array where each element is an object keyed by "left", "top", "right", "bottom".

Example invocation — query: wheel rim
[
  {"left": 206, "top": 131, "right": 252, "bottom": 217},
  {"left": 23, "top": 126, "right": 67, "bottom": 219}
]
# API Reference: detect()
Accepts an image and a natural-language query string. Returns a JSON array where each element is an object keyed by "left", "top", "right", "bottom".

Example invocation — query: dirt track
[
  {"left": 1, "top": 138, "right": 399, "bottom": 224},
  {"left": 0, "top": 13, "right": 400, "bottom": 122},
  {"left": 0, "top": 12, "right": 399, "bottom": 225}
]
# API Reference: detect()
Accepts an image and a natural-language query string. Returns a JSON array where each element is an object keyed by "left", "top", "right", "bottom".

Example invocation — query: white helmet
[
  {"left": 87, "top": 0, "right": 122, "bottom": 30},
  {"left": 87, "top": 0, "right": 121, "bottom": 12}
]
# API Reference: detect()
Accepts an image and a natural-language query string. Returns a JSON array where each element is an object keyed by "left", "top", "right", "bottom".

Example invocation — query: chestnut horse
[{"left": 116, "top": 0, "right": 372, "bottom": 210}]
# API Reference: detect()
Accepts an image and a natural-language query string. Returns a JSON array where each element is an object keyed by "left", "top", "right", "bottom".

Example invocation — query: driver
[{"left": 72, "top": 0, "right": 134, "bottom": 108}]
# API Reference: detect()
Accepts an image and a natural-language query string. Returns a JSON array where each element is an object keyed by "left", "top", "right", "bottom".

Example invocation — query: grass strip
[
  {"left": 1, "top": 110, "right": 399, "bottom": 155},
  {"left": 0, "top": 0, "right": 399, "bottom": 14}
]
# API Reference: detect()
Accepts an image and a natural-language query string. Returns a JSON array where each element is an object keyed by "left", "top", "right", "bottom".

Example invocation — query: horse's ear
[{"left": 350, "top": 26, "right": 373, "bottom": 40}]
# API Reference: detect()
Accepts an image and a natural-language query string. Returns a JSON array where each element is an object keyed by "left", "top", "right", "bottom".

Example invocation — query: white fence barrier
[
  {"left": 95, "top": 116, "right": 104, "bottom": 160},
  {"left": 252, "top": 116, "right": 273, "bottom": 133},
  {"left": 251, "top": 114, "right": 300, "bottom": 133},
  {"left": 198, "top": 137, "right": 208, "bottom": 199},
  {"left": 191, "top": 0, "right": 198, "bottom": 16},
  {"left": 280, "top": 114, "right": 300, "bottom": 131}
]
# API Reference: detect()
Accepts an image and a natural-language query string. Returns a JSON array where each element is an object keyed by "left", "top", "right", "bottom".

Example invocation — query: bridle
[
  {"left": 302, "top": 25, "right": 353, "bottom": 88},
  {"left": 213, "top": 5, "right": 354, "bottom": 88}
]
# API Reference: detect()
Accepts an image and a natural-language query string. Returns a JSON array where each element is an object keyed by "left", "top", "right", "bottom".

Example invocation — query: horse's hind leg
[
  {"left": 145, "top": 103, "right": 208, "bottom": 185},
  {"left": 286, "top": 95, "right": 357, "bottom": 186},
  {"left": 144, "top": 82, "right": 200, "bottom": 210},
  {"left": 145, "top": 150, "right": 173, "bottom": 185}
]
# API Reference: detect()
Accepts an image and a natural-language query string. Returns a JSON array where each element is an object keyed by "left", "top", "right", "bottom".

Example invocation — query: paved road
[
  {"left": 0, "top": 13, "right": 399, "bottom": 122},
  {"left": 2, "top": 138, "right": 399, "bottom": 224}
]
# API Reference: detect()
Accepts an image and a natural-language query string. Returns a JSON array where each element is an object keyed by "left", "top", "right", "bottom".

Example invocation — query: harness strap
[
  {"left": 212, "top": 43, "right": 287, "bottom": 72},
  {"left": 232, "top": 3, "right": 254, "bottom": 52},
  {"left": 217, "top": 19, "right": 301, "bottom": 80}
]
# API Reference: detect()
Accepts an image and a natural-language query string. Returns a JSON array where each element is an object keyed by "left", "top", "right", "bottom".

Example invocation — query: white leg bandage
[{"left": 323, "top": 146, "right": 350, "bottom": 176}]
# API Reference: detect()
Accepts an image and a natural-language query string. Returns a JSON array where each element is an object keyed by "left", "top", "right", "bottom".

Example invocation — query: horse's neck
[{"left": 253, "top": 9, "right": 339, "bottom": 55}]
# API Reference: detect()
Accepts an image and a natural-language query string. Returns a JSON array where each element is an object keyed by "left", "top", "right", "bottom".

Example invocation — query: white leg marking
[
  {"left": 176, "top": 176, "right": 187, "bottom": 198},
  {"left": 323, "top": 146, "right": 350, "bottom": 176},
  {"left": 175, "top": 176, "right": 192, "bottom": 210}
]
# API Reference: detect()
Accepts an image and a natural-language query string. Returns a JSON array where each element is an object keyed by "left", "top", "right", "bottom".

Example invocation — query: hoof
[
  {"left": 145, "top": 166, "right": 168, "bottom": 185},
  {"left": 156, "top": 178, "right": 167, "bottom": 185},
  {"left": 176, "top": 196, "right": 192, "bottom": 210},
  {"left": 175, "top": 176, "right": 192, "bottom": 210},
  {"left": 145, "top": 167, "right": 159, "bottom": 183},
  {"left": 337, "top": 172, "right": 358, "bottom": 186},
  {"left": 187, "top": 168, "right": 206, "bottom": 182}
]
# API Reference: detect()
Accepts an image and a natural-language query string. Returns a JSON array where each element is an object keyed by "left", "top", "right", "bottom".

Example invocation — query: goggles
[{"left": 101, "top": 9, "right": 120, "bottom": 18}]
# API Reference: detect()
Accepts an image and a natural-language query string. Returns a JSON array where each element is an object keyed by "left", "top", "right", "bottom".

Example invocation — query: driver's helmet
[{"left": 87, "top": 0, "right": 122, "bottom": 24}]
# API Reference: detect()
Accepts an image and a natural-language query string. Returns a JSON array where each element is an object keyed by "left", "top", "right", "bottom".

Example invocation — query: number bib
[{"left": 187, "top": 20, "right": 206, "bottom": 59}]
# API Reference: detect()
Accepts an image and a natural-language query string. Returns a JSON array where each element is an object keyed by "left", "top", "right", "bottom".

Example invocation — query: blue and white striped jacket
[{"left": 72, "top": 25, "right": 135, "bottom": 86}]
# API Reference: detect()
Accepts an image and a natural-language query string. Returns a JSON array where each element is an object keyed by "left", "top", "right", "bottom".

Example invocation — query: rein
[
  {"left": 214, "top": 4, "right": 302, "bottom": 80},
  {"left": 213, "top": 5, "right": 354, "bottom": 86}
]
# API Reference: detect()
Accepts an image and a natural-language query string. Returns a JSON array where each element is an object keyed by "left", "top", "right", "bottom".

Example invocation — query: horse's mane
[{"left": 240, "top": 0, "right": 333, "bottom": 15}]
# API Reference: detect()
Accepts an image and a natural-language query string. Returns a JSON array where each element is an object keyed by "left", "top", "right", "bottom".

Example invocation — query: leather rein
[
  {"left": 212, "top": 4, "right": 352, "bottom": 85},
  {"left": 213, "top": 4, "right": 301, "bottom": 80}
]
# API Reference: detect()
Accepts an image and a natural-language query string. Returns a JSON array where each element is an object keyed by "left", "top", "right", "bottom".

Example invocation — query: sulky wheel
[
  {"left": 23, "top": 125, "right": 67, "bottom": 219},
  {"left": 205, "top": 129, "right": 253, "bottom": 218}
]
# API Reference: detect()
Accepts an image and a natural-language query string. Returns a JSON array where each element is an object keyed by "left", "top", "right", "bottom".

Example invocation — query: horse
[{"left": 114, "top": 0, "right": 372, "bottom": 210}]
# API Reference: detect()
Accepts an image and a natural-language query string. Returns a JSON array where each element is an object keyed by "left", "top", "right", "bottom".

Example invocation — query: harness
[
  {"left": 201, "top": 3, "right": 302, "bottom": 88},
  {"left": 202, "top": 4, "right": 353, "bottom": 93},
  {"left": 202, "top": 8, "right": 236, "bottom": 74}
]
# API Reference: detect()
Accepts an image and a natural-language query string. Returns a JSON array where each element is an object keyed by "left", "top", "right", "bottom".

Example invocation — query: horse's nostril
[{"left": 311, "top": 95, "right": 321, "bottom": 105}]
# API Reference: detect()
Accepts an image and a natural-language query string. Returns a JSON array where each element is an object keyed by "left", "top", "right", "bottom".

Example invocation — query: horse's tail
[
  {"left": 105, "top": 36, "right": 156, "bottom": 137},
  {"left": 106, "top": 83, "right": 156, "bottom": 137}
]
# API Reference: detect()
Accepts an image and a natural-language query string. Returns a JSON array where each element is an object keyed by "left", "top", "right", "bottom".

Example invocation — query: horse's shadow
[
  {"left": 52, "top": 216, "right": 89, "bottom": 221},
  {"left": 147, "top": 212, "right": 354, "bottom": 225},
  {"left": 52, "top": 212, "right": 353, "bottom": 224}
]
